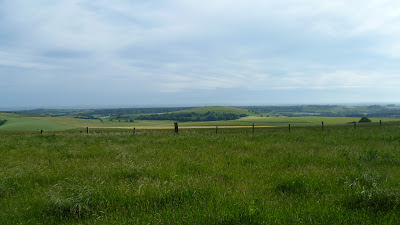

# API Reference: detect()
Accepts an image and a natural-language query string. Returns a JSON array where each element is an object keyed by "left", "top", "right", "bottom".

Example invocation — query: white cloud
[
  {"left": 1, "top": 0, "right": 400, "bottom": 106},
  {"left": 0, "top": 50, "right": 55, "bottom": 70}
]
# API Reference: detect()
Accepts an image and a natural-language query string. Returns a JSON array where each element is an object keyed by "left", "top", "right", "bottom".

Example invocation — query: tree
[{"left": 358, "top": 116, "right": 371, "bottom": 123}]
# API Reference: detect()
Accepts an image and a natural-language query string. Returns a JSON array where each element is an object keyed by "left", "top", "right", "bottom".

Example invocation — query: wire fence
[{"left": 32, "top": 120, "right": 400, "bottom": 135}]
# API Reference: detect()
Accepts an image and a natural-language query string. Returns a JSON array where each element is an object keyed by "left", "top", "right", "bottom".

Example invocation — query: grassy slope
[
  {"left": 30, "top": 116, "right": 175, "bottom": 128},
  {"left": 12, "top": 115, "right": 400, "bottom": 130},
  {"left": 182, "top": 116, "right": 400, "bottom": 127},
  {"left": 1, "top": 126, "right": 400, "bottom": 224},
  {"left": 0, "top": 113, "right": 73, "bottom": 131}
]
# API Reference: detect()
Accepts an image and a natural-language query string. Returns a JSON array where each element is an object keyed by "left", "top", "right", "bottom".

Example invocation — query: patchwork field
[
  {"left": 1, "top": 124, "right": 400, "bottom": 224},
  {"left": 1, "top": 111, "right": 400, "bottom": 131}
]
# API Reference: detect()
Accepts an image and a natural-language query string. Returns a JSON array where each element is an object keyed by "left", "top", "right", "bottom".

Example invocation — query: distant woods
[
  {"left": 137, "top": 111, "right": 248, "bottom": 122},
  {"left": 17, "top": 107, "right": 194, "bottom": 117},
  {"left": 0, "top": 119, "right": 7, "bottom": 126},
  {"left": 241, "top": 105, "right": 400, "bottom": 118}
]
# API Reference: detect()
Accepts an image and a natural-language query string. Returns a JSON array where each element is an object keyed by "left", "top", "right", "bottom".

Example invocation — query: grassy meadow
[
  {"left": 0, "top": 113, "right": 73, "bottom": 131},
  {"left": 1, "top": 124, "right": 400, "bottom": 224}
]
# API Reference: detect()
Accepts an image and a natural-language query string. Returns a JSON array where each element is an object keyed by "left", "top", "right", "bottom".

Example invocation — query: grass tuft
[
  {"left": 274, "top": 177, "right": 308, "bottom": 196},
  {"left": 44, "top": 179, "right": 99, "bottom": 219},
  {"left": 343, "top": 172, "right": 400, "bottom": 211}
]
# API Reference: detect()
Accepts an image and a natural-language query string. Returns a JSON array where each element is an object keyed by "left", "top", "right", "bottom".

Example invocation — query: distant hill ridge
[{"left": 175, "top": 106, "right": 251, "bottom": 115}]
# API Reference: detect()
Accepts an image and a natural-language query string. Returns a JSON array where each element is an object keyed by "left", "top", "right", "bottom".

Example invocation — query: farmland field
[
  {"left": 1, "top": 124, "right": 400, "bottom": 224},
  {"left": 0, "top": 113, "right": 73, "bottom": 131},
  {"left": 2, "top": 111, "right": 400, "bottom": 131}
]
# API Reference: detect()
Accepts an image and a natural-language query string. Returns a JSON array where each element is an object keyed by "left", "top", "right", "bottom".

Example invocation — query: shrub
[
  {"left": 0, "top": 119, "right": 7, "bottom": 126},
  {"left": 359, "top": 116, "right": 372, "bottom": 123}
]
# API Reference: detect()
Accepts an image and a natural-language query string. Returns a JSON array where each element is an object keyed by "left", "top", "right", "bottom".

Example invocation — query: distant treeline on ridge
[
  {"left": 136, "top": 111, "right": 248, "bottom": 122},
  {"left": 17, "top": 107, "right": 194, "bottom": 117},
  {"left": 240, "top": 105, "right": 400, "bottom": 118}
]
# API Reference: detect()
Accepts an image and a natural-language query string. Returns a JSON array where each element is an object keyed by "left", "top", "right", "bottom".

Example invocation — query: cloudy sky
[{"left": 1, "top": 0, "right": 400, "bottom": 108}]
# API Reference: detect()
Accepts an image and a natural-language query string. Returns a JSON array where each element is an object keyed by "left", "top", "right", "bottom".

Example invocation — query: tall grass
[{"left": 1, "top": 125, "right": 400, "bottom": 224}]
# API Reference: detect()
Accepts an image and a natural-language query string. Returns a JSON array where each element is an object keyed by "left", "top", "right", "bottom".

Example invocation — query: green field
[
  {"left": 1, "top": 125, "right": 400, "bottom": 224},
  {"left": 183, "top": 116, "right": 394, "bottom": 127},
  {"left": 2, "top": 109, "right": 400, "bottom": 131},
  {"left": 0, "top": 113, "right": 73, "bottom": 131}
]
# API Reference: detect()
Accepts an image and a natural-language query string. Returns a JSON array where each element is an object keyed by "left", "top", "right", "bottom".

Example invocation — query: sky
[{"left": 1, "top": 0, "right": 400, "bottom": 109}]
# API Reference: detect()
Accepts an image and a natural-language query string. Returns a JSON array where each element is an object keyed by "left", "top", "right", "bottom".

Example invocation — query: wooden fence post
[
  {"left": 41, "top": 130, "right": 43, "bottom": 135},
  {"left": 174, "top": 122, "right": 178, "bottom": 134},
  {"left": 289, "top": 124, "right": 291, "bottom": 131},
  {"left": 134, "top": 127, "right": 136, "bottom": 134},
  {"left": 87, "top": 127, "right": 89, "bottom": 134},
  {"left": 380, "top": 120, "right": 382, "bottom": 127}
]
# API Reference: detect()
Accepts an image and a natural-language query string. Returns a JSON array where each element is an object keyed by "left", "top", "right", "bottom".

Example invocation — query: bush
[
  {"left": 359, "top": 116, "right": 372, "bottom": 123},
  {"left": 0, "top": 119, "right": 7, "bottom": 126}
]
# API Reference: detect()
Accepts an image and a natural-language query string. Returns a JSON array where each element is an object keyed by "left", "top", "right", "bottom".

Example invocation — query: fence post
[
  {"left": 174, "top": 122, "right": 178, "bottom": 134},
  {"left": 380, "top": 120, "right": 382, "bottom": 127},
  {"left": 289, "top": 124, "right": 291, "bottom": 131},
  {"left": 41, "top": 130, "right": 43, "bottom": 135},
  {"left": 216, "top": 126, "right": 218, "bottom": 134},
  {"left": 87, "top": 127, "right": 89, "bottom": 134},
  {"left": 134, "top": 127, "right": 136, "bottom": 134},
  {"left": 322, "top": 122, "right": 324, "bottom": 131}
]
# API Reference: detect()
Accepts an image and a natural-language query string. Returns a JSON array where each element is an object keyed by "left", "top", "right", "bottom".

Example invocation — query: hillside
[{"left": 0, "top": 113, "right": 73, "bottom": 131}]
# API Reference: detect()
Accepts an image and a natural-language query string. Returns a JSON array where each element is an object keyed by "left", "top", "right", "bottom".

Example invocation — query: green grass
[
  {"left": 0, "top": 113, "right": 73, "bottom": 131},
  {"left": 182, "top": 116, "right": 400, "bottom": 127},
  {"left": 2, "top": 124, "right": 400, "bottom": 224},
  {"left": 29, "top": 115, "right": 400, "bottom": 129},
  {"left": 30, "top": 116, "right": 176, "bottom": 128}
]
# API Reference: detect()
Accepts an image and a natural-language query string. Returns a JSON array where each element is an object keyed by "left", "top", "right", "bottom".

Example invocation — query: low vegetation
[
  {"left": 136, "top": 111, "right": 248, "bottom": 121},
  {"left": 0, "top": 119, "right": 7, "bottom": 126},
  {"left": 1, "top": 124, "right": 400, "bottom": 223},
  {"left": 358, "top": 116, "right": 372, "bottom": 123}
]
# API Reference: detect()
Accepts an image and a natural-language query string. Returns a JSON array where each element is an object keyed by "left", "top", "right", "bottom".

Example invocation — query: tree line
[
  {"left": 16, "top": 107, "right": 194, "bottom": 118},
  {"left": 240, "top": 105, "right": 400, "bottom": 118},
  {"left": 136, "top": 111, "right": 248, "bottom": 122}
]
